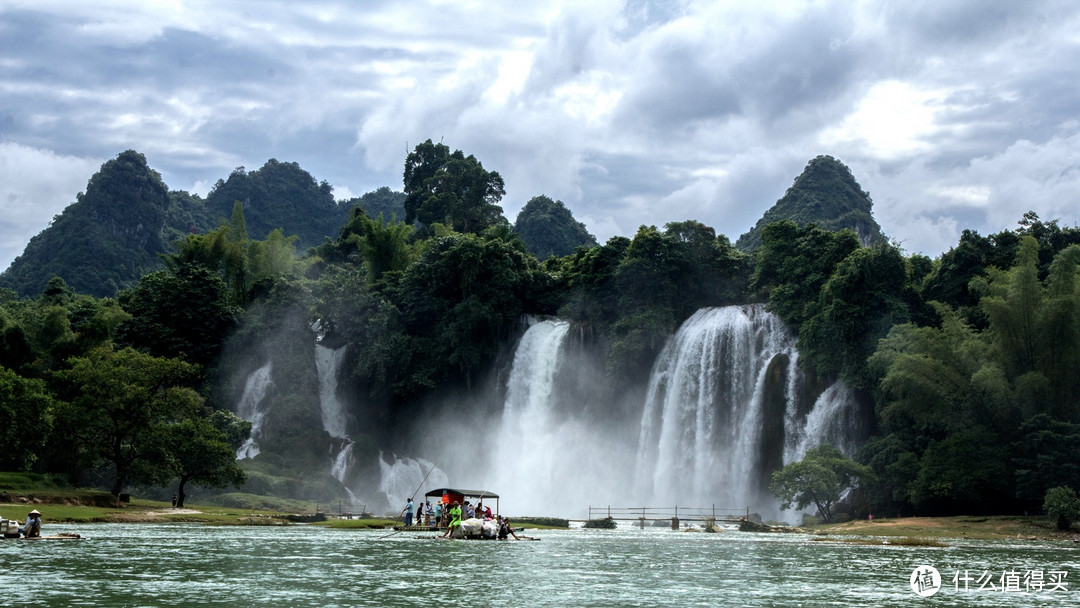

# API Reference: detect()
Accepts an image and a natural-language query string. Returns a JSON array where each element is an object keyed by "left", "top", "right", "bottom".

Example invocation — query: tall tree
[
  {"left": 974, "top": 238, "right": 1080, "bottom": 418},
  {"left": 769, "top": 444, "right": 874, "bottom": 522},
  {"left": 152, "top": 412, "right": 249, "bottom": 508},
  {"left": 392, "top": 230, "right": 546, "bottom": 398},
  {"left": 403, "top": 140, "right": 507, "bottom": 235},
  {"left": 752, "top": 220, "right": 861, "bottom": 331},
  {"left": 53, "top": 347, "right": 203, "bottom": 497},
  {"left": 799, "top": 244, "right": 911, "bottom": 387},
  {"left": 0, "top": 367, "right": 54, "bottom": 471},
  {"left": 116, "top": 264, "right": 239, "bottom": 366}
]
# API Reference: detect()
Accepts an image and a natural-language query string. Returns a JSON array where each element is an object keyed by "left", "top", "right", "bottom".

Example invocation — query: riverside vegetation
[{"left": 0, "top": 144, "right": 1078, "bottom": 528}]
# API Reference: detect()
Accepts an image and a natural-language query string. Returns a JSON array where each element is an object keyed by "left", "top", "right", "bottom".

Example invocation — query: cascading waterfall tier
[
  {"left": 489, "top": 319, "right": 572, "bottom": 505},
  {"left": 315, "top": 343, "right": 353, "bottom": 482},
  {"left": 787, "top": 379, "right": 860, "bottom": 463},
  {"left": 315, "top": 344, "right": 349, "bottom": 440},
  {"left": 478, "top": 317, "right": 640, "bottom": 512},
  {"left": 235, "top": 362, "right": 274, "bottom": 459},
  {"left": 634, "top": 305, "right": 858, "bottom": 515}
]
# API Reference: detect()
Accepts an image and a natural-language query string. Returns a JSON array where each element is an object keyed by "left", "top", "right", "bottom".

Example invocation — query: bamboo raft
[{"left": 3, "top": 533, "right": 83, "bottom": 541}]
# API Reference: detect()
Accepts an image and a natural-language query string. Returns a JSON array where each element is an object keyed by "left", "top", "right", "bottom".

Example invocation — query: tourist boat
[
  {"left": 394, "top": 487, "right": 534, "bottom": 539},
  {"left": 394, "top": 487, "right": 499, "bottom": 532}
]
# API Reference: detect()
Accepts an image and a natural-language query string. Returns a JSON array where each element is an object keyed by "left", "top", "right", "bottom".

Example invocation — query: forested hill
[
  {"left": 513, "top": 195, "right": 598, "bottom": 259},
  {"left": 736, "top": 155, "right": 887, "bottom": 251},
  {"left": 203, "top": 159, "right": 350, "bottom": 252},
  {"left": 0, "top": 152, "right": 400, "bottom": 298},
  {"left": 0, "top": 151, "right": 215, "bottom": 298}
]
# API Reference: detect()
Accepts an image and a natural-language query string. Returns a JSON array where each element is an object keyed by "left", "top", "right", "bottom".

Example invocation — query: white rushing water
[
  {"left": 474, "top": 318, "right": 638, "bottom": 514},
  {"left": 632, "top": 305, "right": 859, "bottom": 516},
  {"left": 634, "top": 306, "right": 800, "bottom": 510},
  {"left": 493, "top": 319, "right": 571, "bottom": 495},
  {"left": 330, "top": 441, "right": 353, "bottom": 483},
  {"left": 315, "top": 343, "right": 359, "bottom": 484},
  {"left": 786, "top": 379, "right": 860, "bottom": 462},
  {"left": 315, "top": 344, "right": 349, "bottom": 439},
  {"left": 310, "top": 305, "right": 859, "bottom": 519},
  {"left": 235, "top": 362, "right": 274, "bottom": 459}
]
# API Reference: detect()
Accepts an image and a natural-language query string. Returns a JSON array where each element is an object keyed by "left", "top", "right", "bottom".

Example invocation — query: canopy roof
[{"left": 424, "top": 488, "right": 499, "bottom": 499}]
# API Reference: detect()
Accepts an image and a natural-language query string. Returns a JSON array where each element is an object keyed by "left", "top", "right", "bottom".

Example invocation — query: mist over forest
[{"left": 1, "top": 143, "right": 1078, "bottom": 520}]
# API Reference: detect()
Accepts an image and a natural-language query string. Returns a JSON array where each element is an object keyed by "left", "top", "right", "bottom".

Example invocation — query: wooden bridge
[
  {"left": 316, "top": 501, "right": 370, "bottom": 519},
  {"left": 585, "top": 505, "right": 749, "bottom": 528}
]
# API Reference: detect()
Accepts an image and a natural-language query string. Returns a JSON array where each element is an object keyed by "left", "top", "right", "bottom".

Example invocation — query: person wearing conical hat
[{"left": 21, "top": 509, "right": 42, "bottom": 538}]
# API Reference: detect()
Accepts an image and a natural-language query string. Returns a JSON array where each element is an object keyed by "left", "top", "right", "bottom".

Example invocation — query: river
[{"left": 2, "top": 523, "right": 1076, "bottom": 606}]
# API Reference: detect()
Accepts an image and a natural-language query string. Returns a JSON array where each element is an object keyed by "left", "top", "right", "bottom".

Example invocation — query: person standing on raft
[{"left": 441, "top": 501, "right": 462, "bottom": 538}]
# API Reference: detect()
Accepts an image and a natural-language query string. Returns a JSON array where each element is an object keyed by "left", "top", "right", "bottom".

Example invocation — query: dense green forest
[{"left": 1, "top": 142, "right": 1078, "bottom": 518}]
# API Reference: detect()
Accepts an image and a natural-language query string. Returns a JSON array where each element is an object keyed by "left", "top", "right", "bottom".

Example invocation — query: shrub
[
  {"left": 583, "top": 516, "right": 617, "bottom": 529},
  {"left": 1043, "top": 486, "right": 1080, "bottom": 531}
]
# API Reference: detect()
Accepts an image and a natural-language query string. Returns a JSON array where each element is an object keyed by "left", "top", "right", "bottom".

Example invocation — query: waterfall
[
  {"left": 315, "top": 344, "right": 349, "bottom": 439},
  {"left": 331, "top": 441, "right": 353, "bottom": 483},
  {"left": 235, "top": 362, "right": 274, "bottom": 459},
  {"left": 498, "top": 320, "right": 571, "bottom": 457},
  {"left": 314, "top": 343, "right": 355, "bottom": 483},
  {"left": 634, "top": 305, "right": 804, "bottom": 511},
  {"left": 378, "top": 452, "right": 449, "bottom": 512},
  {"left": 488, "top": 320, "right": 572, "bottom": 504},
  {"left": 410, "top": 306, "right": 859, "bottom": 518},
  {"left": 787, "top": 379, "right": 860, "bottom": 462}
]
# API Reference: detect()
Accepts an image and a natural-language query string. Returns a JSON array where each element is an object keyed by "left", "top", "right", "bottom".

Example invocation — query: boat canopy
[{"left": 424, "top": 488, "right": 499, "bottom": 500}]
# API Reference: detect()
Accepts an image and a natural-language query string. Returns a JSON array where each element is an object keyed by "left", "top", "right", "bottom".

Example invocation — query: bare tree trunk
[{"left": 177, "top": 475, "right": 190, "bottom": 508}]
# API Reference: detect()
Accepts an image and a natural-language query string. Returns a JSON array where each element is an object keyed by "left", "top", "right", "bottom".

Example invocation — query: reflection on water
[{"left": 1, "top": 523, "right": 1076, "bottom": 607}]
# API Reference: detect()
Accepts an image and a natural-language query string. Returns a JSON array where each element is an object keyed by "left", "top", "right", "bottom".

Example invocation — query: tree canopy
[
  {"left": 403, "top": 140, "right": 507, "bottom": 235},
  {"left": 769, "top": 444, "right": 874, "bottom": 522}
]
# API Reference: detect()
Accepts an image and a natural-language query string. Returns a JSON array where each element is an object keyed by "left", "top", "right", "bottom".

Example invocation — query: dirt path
[
  {"left": 106, "top": 507, "right": 204, "bottom": 522},
  {"left": 144, "top": 508, "right": 202, "bottom": 516}
]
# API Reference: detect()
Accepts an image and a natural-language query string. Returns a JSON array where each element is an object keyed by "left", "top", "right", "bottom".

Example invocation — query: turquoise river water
[{"left": 1, "top": 523, "right": 1077, "bottom": 607}]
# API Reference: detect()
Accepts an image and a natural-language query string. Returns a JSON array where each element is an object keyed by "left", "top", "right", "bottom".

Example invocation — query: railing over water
[
  {"left": 315, "top": 501, "right": 369, "bottom": 518},
  {"left": 586, "top": 505, "right": 749, "bottom": 523}
]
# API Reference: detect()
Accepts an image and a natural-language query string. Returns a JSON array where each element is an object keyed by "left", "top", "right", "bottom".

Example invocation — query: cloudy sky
[{"left": 2, "top": 0, "right": 1080, "bottom": 271}]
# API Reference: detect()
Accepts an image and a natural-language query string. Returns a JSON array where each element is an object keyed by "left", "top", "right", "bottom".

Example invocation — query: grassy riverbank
[
  {"left": 0, "top": 498, "right": 399, "bottom": 527},
  {"left": 812, "top": 515, "right": 1079, "bottom": 542}
]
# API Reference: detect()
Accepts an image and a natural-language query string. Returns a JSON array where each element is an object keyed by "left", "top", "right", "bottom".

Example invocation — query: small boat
[{"left": 1, "top": 518, "right": 82, "bottom": 540}]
